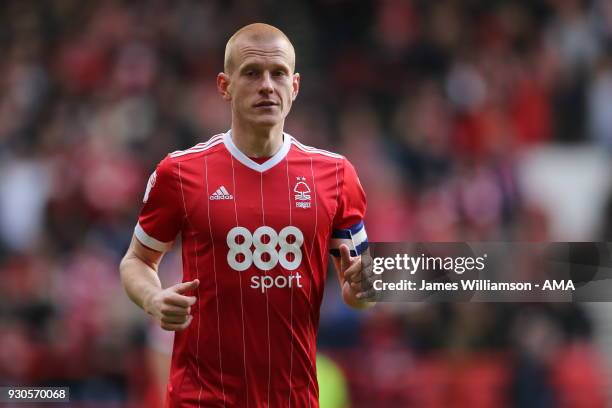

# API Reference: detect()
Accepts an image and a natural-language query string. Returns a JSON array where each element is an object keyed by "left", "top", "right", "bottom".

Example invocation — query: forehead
[{"left": 232, "top": 38, "right": 294, "bottom": 70}]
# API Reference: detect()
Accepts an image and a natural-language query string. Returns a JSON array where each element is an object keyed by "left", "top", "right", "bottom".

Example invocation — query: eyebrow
[{"left": 239, "top": 62, "right": 290, "bottom": 73}]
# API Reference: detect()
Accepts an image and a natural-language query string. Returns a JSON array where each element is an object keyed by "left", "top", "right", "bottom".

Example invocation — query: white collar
[{"left": 223, "top": 130, "right": 292, "bottom": 173}]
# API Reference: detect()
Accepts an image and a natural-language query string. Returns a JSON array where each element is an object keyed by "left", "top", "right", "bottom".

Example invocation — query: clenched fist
[
  {"left": 145, "top": 279, "right": 200, "bottom": 331},
  {"left": 339, "top": 244, "right": 377, "bottom": 303}
]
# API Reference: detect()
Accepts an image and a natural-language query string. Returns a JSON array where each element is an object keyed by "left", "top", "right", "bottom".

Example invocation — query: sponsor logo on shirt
[
  {"left": 210, "top": 185, "right": 234, "bottom": 200},
  {"left": 227, "top": 226, "right": 305, "bottom": 293}
]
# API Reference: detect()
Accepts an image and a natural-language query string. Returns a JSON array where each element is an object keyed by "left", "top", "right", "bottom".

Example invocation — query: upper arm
[
  {"left": 328, "top": 159, "right": 368, "bottom": 287},
  {"left": 123, "top": 234, "right": 165, "bottom": 271},
  {"left": 329, "top": 159, "right": 368, "bottom": 259},
  {"left": 122, "top": 154, "right": 183, "bottom": 275},
  {"left": 134, "top": 155, "right": 183, "bottom": 252}
]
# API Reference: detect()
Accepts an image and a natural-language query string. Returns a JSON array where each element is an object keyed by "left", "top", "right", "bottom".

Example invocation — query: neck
[{"left": 230, "top": 119, "right": 284, "bottom": 158}]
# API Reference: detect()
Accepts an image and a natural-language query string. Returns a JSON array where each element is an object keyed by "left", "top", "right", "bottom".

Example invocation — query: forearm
[{"left": 119, "top": 254, "right": 163, "bottom": 314}]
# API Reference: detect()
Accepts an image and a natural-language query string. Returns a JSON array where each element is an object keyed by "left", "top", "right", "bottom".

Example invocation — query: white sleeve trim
[{"left": 134, "top": 223, "right": 173, "bottom": 252}]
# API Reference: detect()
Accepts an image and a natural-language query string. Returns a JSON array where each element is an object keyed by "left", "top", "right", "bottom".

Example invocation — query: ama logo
[{"left": 294, "top": 176, "right": 311, "bottom": 209}]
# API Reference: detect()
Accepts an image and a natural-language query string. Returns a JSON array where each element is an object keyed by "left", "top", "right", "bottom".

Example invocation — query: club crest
[{"left": 294, "top": 177, "right": 311, "bottom": 208}]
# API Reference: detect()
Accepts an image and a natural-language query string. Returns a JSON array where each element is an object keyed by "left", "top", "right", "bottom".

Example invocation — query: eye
[
  {"left": 244, "top": 69, "right": 258, "bottom": 78},
  {"left": 273, "top": 70, "right": 286, "bottom": 77}
]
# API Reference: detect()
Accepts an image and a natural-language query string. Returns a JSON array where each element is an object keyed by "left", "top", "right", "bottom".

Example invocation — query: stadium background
[{"left": 0, "top": 0, "right": 611, "bottom": 406}]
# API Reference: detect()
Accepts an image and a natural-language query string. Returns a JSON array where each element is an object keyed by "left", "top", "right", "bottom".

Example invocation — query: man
[{"left": 120, "top": 23, "right": 374, "bottom": 407}]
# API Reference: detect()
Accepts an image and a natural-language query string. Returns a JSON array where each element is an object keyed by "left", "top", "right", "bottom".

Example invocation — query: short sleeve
[
  {"left": 329, "top": 159, "right": 368, "bottom": 257},
  {"left": 134, "top": 156, "right": 183, "bottom": 252}
]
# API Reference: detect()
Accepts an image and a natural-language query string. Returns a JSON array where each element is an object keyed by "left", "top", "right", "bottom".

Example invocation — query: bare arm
[
  {"left": 332, "top": 244, "right": 376, "bottom": 309},
  {"left": 120, "top": 235, "right": 164, "bottom": 311},
  {"left": 120, "top": 235, "right": 198, "bottom": 331}
]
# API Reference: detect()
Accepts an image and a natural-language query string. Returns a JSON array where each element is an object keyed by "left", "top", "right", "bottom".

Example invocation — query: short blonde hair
[{"left": 224, "top": 23, "right": 295, "bottom": 74}]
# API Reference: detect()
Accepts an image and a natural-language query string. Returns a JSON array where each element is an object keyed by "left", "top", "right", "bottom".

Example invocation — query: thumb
[
  {"left": 339, "top": 244, "right": 353, "bottom": 272},
  {"left": 173, "top": 279, "right": 200, "bottom": 294}
]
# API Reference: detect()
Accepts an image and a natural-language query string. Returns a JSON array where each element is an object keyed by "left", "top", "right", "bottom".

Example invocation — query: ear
[
  {"left": 291, "top": 72, "right": 300, "bottom": 101},
  {"left": 217, "top": 72, "right": 232, "bottom": 101}
]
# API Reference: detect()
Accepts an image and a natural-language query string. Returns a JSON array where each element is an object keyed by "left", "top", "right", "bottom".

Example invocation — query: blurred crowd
[{"left": 0, "top": 0, "right": 611, "bottom": 406}]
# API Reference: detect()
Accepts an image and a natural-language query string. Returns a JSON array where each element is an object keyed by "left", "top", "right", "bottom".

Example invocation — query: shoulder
[
  {"left": 151, "top": 133, "right": 226, "bottom": 184},
  {"left": 167, "top": 133, "right": 226, "bottom": 162},
  {"left": 288, "top": 134, "right": 345, "bottom": 163},
  {"left": 288, "top": 135, "right": 362, "bottom": 180}
]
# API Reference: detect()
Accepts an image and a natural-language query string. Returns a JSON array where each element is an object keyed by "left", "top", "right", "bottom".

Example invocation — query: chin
[{"left": 250, "top": 115, "right": 282, "bottom": 128}]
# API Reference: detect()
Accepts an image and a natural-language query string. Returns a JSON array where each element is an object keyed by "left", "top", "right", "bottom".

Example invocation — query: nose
[{"left": 259, "top": 71, "right": 273, "bottom": 95}]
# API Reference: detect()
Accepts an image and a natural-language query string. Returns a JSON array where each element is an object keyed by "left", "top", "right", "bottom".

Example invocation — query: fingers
[
  {"left": 339, "top": 244, "right": 352, "bottom": 272},
  {"left": 346, "top": 254, "right": 373, "bottom": 281},
  {"left": 166, "top": 292, "right": 197, "bottom": 307},
  {"left": 158, "top": 296, "right": 193, "bottom": 331},
  {"left": 153, "top": 281, "right": 199, "bottom": 331},
  {"left": 160, "top": 303, "right": 191, "bottom": 316},
  {"left": 340, "top": 244, "right": 361, "bottom": 285},
  {"left": 172, "top": 279, "right": 200, "bottom": 294},
  {"left": 345, "top": 280, "right": 378, "bottom": 302},
  {"left": 344, "top": 260, "right": 362, "bottom": 285},
  {"left": 161, "top": 315, "right": 193, "bottom": 331},
  {"left": 344, "top": 252, "right": 378, "bottom": 301},
  {"left": 161, "top": 313, "right": 190, "bottom": 324},
  {"left": 355, "top": 286, "right": 379, "bottom": 301},
  {"left": 348, "top": 274, "right": 377, "bottom": 294}
]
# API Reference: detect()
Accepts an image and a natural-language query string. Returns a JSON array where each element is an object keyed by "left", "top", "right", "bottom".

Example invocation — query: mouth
[{"left": 253, "top": 100, "right": 279, "bottom": 108}]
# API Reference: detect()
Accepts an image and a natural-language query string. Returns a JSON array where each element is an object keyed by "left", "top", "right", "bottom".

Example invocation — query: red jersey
[{"left": 135, "top": 131, "right": 368, "bottom": 407}]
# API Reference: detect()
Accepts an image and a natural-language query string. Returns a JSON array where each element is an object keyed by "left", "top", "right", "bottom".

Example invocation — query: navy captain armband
[{"left": 329, "top": 221, "right": 368, "bottom": 257}]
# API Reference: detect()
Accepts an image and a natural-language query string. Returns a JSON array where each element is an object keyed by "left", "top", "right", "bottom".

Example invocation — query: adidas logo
[{"left": 210, "top": 186, "right": 234, "bottom": 200}]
